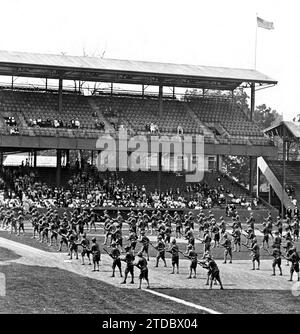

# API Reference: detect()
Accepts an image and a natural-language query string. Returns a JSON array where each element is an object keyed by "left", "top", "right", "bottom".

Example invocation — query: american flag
[{"left": 257, "top": 17, "right": 274, "bottom": 30}]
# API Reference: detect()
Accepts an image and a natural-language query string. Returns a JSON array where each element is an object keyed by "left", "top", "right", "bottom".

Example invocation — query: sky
[{"left": 0, "top": 0, "right": 299, "bottom": 120}]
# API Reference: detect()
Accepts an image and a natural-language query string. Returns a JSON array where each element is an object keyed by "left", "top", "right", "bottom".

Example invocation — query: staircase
[
  {"left": 182, "top": 101, "right": 215, "bottom": 138},
  {"left": 87, "top": 98, "right": 114, "bottom": 133}
]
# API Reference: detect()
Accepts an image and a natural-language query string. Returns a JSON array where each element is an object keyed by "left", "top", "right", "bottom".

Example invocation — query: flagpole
[{"left": 254, "top": 14, "right": 258, "bottom": 69}]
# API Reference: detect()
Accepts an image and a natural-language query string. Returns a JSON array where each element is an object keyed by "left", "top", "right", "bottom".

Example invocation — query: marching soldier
[
  {"left": 220, "top": 234, "right": 232, "bottom": 264},
  {"left": 91, "top": 237, "right": 101, "bottom": 272},
  {"left": 204, "top": 253, "right": 224, "bottom": 290},
  {"left": 108, "top": 242, "right": 123, "bottom": 278},
  {"left": 135, "top": 252, "right": 150, "bottom": 289},
  {"left": 138, "top": 230, "right": 150, "bottom": 261},
  {"left": 78, "top": 233, "right": 92, "bottom": 265},
  {"left": 121, "top": 245, "right": 135, "bottom": 284},
  {"left": 185, "top": 244, "right": 198, "bottom": 279},
  {"left": 167, "top": 239, "right": 179, "bottom": 274},
  {"left": 286, "top": 247, "right": 300, "bottom": 282},
  {"left": 155, "top": 235, "right": 167, "bottom": 267}
]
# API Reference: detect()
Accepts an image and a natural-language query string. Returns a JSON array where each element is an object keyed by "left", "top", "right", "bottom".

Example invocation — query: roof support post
[
  {"left": 249, "top": 156, "right": 255, "bottom": 195},
  {"left": 250, "top": 83, "right": 255, "bottom": 121},
  {"left": 58, "top": 77, "right": 63, "bottom": 115},
  {"left": 159, "top": 84, "right": 163, "bottom": 118},
  {"left": 56, "top": 149, "right": 62, "bottom": 187},
  {"left": 142, "top": 84, "right": 144, "bottom": 99},
  {"left": 172, "top": 87, "right": 175, "bottom": 100},
  {"left": 281, "top": 128, "right": 287, "bottom": 216}
]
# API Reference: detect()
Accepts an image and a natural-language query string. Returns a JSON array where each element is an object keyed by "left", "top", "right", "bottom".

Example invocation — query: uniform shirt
[
  {"left": 169, "top": 244, "right": 179, "bottom": 256},
  {"left": 91, "top": 243, "right": 100, "bottom": 254},
  {"left": 136, "top": 257, "right": 148, "bottom": 271},
  {"left": 156, "top": 240, "right": 165, "bottom": 252},
  {"left": 111, "top": 247, "right": 121, "bottom": 259}
]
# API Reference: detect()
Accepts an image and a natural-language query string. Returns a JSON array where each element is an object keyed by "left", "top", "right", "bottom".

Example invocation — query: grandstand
[{"left": 0, "top": 49, "right": 280, "bottom": 212}]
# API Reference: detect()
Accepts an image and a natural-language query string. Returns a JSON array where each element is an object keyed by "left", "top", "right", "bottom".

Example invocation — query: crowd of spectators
[
  {"left": 0, "top": 166, "right": 260, "bottom": 211},
  {"left": 28, "top": 117, "right": 81, "bottom": 129}
]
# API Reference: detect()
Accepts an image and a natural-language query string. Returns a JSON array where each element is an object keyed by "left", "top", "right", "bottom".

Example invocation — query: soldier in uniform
[
  {"left": 135, "top": 252, "right": 150, "bottom": 289},
  {"left": 250, "top": 238, "right": 260, "bottom": 270},
  {"left": 231, "top": 227, "right": 241, "bottom": 252},
  {"left": 167, "top": 239, "right": 179, "bottom": 274},
  {"left": 108, "top": 242, "right": 123, "bottom": 278},
  {"left": 78, "top": 233, "right": 91, "bottom": 265},
  {"left": 138, "top": 230, "right": 150, "bottom": 261},
  {"left": 221, "top": 233, "right": 232, "bottom": 264},
  {"left": 185, "top": 244, "right": 198, "bottom": 279},
  {"left": 120, "top": 245, "right": 135, "bottom": 284},
  {"left": 286, "top": 246, "right": 300, "bottom": 282},
  {"left": 16, "top": 210, "right": 25, "bottom": 236},
  {"left": 267, "top": 244, "right": 282, "bottom": 276},
  {"left": 91, "top": 237, "right": 101, "bottom": 271},
  {"left": 204, "top": 253, "right": 224, "bottom": 290},
  {"left": 155, "top": 235, "right": 167, "bottom": 267}
]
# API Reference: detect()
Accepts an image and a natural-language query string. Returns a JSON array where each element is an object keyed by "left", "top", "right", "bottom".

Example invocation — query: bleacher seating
[
  {"left": 0, "top": 90, "right": 100, "bottom": 135},
  {"left": 0, "top": 89, "right": 272, "bottom": 146},
  {"left": 188, "top": 98, "right": 265, "bottom": 137},
  {"left": 92, "top": 95, "right": 200, "bottom": 134}
]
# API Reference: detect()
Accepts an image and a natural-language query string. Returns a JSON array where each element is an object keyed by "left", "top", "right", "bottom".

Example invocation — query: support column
[
  {"left": 91, "top": 150, "right": 94, "bottom": 166},
  {"left": 33, "top": 150, "right": 37, "bottom": 168},
  {"left": 250, "top": 83, "right": 255, "bottom": 121},
  {"left": 58, "top": 78, "right": 63, "bottom": 115},
  {"left": 159, "top": 84, "right": 163, "bottom": 118},
  {"left": 249, "top": 156, "right": 255, "bottom": 195},
  {"left": 256, "top": 159, "right": 260, "bottom": 198},
  {"left": 56, "top": 149, "right": 62, "bottom": 187},
  {"left": 0, "top": 149, "right": 3, "bottom": 166},
  {"left": 249, "top": 83, "right": 256, "bottom": 194},
  {"left": 158, "top": 151, "right": 162, "bottom": 192},
  {"left": 66, "top": 149, "right": 70, "bottom": 168},
  {"left": 282, "top": 130, "right": 286, "bottom": 217}
]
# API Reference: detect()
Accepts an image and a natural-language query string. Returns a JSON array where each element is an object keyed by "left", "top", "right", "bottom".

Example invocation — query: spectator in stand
[
  {"left": 53, "top": 119, "right": 60, "bottom": 128},
  {"left": 74, "top": 118, "right": 80, "bottom": 128},
  {"left": 177, "top": 125, "right": 183, "bottom": 135}
]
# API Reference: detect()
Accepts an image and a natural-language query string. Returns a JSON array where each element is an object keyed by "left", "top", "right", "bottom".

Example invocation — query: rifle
[
  {"left": 177, "top": 249, "right": 190, "bottom": 259},
  {"left": 242, "top": 243, "right": 251, "bottom": 250},
  {"left": 103, "top": 247, "right": 114, "bottom": 259},
  {"left": 147, "top": 241, "right": 157, "bottom": 250},
  {"left": 197, "top": 259, "right": 209, "bottom": 269}
]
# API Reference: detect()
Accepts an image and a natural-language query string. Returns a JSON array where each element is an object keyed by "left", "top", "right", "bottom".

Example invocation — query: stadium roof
[
  {"left": 0, "top": 50, "right": 277, "bottom": 90},
  {"left": 264, "top": 121, "right": 300, "bottom": 140}
]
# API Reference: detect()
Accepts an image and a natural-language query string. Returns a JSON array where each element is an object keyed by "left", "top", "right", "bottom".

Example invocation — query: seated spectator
[
  {"left": 177, "top": 125, "right": 184, "bottom": 135},
  {"left": 95, "top": 119, "right": 105, "bottom": 130},
  {"left": 9, "top": 127, "right": 19, "bottom": 135},
  {"left": 74, "top": 118, "right": 80, "bottom": 128},
  {"left": 53, "top": 119, "right": 60, "bottom": 128}
]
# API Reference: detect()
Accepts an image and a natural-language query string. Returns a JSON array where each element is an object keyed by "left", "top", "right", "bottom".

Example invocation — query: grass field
[{"left": 0, "top": 261, "right": 201, "bottom": 314}]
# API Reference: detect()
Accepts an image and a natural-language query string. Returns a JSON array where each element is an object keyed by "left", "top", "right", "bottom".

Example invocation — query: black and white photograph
[{"left": 0, "top": 0, "right": 299, "bottom": 321}]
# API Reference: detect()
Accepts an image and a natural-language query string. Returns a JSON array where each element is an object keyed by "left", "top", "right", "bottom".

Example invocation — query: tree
[{"left": 253, "top": 104, "right": 280, "bottom": 129}]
